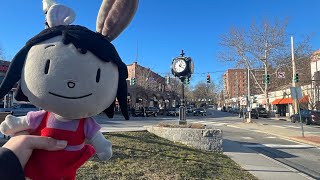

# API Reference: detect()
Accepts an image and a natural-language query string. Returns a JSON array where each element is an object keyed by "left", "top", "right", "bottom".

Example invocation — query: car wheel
[{"left": 154, "top": 113, "right": 157, "bottom": 117}]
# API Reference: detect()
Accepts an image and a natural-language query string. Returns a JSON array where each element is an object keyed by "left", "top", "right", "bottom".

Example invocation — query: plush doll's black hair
[{"left": 0, "top": 25, "right": 129, "bottom": 120}]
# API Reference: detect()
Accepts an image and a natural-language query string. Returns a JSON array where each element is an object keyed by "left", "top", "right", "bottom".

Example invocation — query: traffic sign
[
  {"left": 277, "top": 72, "right": 285, "bottom": 78},
  {"left": 240, "top": 97, "right": 247, "bottom": 106},
  {"left": 290, "top": 87, "right": 302, "bottom": 100}
]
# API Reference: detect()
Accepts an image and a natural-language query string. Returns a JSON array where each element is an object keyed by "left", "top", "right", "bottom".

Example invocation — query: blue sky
[{"left": 1, "top": 0, "right": 320, "bottom": 86}]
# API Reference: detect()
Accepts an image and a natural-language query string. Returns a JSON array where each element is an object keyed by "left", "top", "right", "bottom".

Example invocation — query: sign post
[{"left": 290, "top": 86, "right": 304, "bottom": 137}]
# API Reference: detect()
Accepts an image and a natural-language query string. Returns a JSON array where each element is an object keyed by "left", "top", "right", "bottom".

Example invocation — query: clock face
[{"left": 174, "top": 59, "right": 187, "bottom": 73}]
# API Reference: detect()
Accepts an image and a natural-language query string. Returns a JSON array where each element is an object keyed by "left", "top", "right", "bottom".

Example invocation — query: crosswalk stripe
[
  {"left": 282, "top": 125, "right": 300, "bottom": 129},
  {"left": 271, "top": 125, "right": 287, "bottom": 129},
  {"left": 242, "top": 137, "right": 253, "bottom": 139},
  {"left": 192, "top": 121, "right": 228, "bottom": 126},
  {"left": 265, "top": 136, "right": 277, "bottom": 139}
]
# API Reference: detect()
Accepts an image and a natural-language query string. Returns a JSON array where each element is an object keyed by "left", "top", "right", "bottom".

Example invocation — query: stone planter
[{"left": 146, "top": 126, "right": 223, "bottom": 153}]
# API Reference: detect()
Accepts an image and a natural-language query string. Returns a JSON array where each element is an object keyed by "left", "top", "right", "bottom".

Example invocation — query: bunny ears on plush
[
  {"left": 43, "top": 0, "right": 139, "bottom": 42},
  {"left": 96, "top": 0, "right": 139, "bottom": 42},
  {"left": 43, "top": 0, "right": 76, "bottom": 28}
]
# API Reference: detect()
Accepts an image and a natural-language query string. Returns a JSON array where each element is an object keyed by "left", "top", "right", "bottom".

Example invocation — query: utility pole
[
  {"left": 247, "top": 67, "right": 252, "bottom": 122},
  {"left": 291, "top": 36, "right": 298, "bottom": 114}
]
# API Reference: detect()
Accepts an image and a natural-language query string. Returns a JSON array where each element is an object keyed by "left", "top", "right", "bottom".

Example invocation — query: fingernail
[{"left": 56, "top": 140, "right": 67, "bottom": 148}]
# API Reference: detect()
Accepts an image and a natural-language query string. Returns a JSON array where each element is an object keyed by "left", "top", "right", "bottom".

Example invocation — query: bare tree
[
  {"left": 135, "top": 67, "right": 164, "bottom": 92},
  {"left": 0, "top": 46, "right": 4, "bottom": 59},
  {"left": 192, "top": 82, "right": 218, "bottom": 106},
  {"left": 219, "top": 18, "right": 313, "bottom": 110}
]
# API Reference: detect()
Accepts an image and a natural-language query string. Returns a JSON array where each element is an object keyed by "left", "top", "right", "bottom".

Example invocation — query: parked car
[
  {"left": 0, "top": 103, "right": 40, "bottom": 116},
  {"left": 186, "top": 107, "right": 194, "bottom": 113},
  {"left": 290, "top": 110, "right": 320, "bottom": 125},
  {"left": 166, "top": 108, "right": 179, "bottom": 116},
  {"left": 254, "top": 107, "right": 269, "bottom": 118},
  {"left": 239, "top": 108, "right": 259, "bottom": 119},
  {"left": 144, "top": 107, "right": 159, "bottom": 117},
  {"left": 193, "top": 108, "right": 207, "bottom": 116}
]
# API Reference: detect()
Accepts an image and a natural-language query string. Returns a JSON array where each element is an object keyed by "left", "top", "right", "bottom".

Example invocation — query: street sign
[
  {"left": 290, "top": 86, "right": 302, "bottom": 100},
  {"left": 240, "top": 97, "right": 247, "bottom": 106},
  {"left": 277, "top": 72, "right": 285, "bottom": 78}
]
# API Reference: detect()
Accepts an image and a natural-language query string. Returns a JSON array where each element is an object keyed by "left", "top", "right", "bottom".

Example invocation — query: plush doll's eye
[
  {"left": 96, "top": 68, "right": 101, "bottom": 83},
  {"left": 45, "top": 59, "right": 50, "bottom": 74}
]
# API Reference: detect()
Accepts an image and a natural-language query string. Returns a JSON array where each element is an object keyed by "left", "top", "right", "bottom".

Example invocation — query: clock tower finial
[{"left": 180, "top": 50, "right": 185, "bottom": 57}]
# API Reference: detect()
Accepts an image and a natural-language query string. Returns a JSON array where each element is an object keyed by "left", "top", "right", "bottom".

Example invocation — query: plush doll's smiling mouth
[{"left": 49, "top": 92, "right": 92, "bottom": 99}]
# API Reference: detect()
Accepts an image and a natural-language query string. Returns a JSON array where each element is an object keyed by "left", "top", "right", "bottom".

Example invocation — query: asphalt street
[{"left": 95, "top": 110, "right": 320, "bottom": 179}]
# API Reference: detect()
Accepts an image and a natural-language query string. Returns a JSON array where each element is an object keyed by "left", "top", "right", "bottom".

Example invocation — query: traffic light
[
  {"left": 206, "top": 74, "right": 211, "bottom": 83},
  {"left": 166, "top": 76, "right": 170, "bottom": 85},
  {"left": 294, "top": 73, "right": 299, "bottom": 83},
  {"left": 184, "top": 77, "right": 190, "bottom": 84},
  {"left": 265, "top": 74, "right": 270, "bottom": 84},
  {"left": 131, "top": 77, "right": 136, "bottom": 85}
]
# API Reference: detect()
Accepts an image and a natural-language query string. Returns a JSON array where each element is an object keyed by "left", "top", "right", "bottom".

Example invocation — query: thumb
[{"left": 29, "top": 136, "right": 67, "bottom": 151}]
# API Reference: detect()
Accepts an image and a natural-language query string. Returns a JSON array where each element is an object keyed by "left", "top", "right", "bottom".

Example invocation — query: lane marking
[
  {"left": 265, "top": 136, "right": 277, "bottom": 139},
  {"left": 242, "top": 144, "right": 315, "bottom": 148},
  {"left": 241, "top": 137, "right": 253, "bottom": 140}
]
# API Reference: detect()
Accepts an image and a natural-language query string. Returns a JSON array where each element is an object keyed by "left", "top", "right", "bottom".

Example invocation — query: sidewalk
[{"left": 224, "top": 139, "right": 313, "bottom": 180}]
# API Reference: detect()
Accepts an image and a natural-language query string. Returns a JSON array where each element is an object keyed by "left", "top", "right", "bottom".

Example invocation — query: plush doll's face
[{"left": 21, "top": 36, "right": 119, "bottom": 119}]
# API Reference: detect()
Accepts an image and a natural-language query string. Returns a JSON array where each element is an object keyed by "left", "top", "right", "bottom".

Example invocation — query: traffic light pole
[{"left": 291, "top": 36, "right": 298, "bottom": 115}]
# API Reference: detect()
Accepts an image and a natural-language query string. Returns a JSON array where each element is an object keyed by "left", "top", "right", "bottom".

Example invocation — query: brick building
[
  {"left": 223, "top": 68, "right": 265, "bottom": 106},
  {"left": 126, "top": 62, "right": 180, "bottom": 111}
]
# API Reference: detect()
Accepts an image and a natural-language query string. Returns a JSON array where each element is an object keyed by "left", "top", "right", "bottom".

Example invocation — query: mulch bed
[{"left": 292, "top": 136, "right": 320, "bottom": 144}]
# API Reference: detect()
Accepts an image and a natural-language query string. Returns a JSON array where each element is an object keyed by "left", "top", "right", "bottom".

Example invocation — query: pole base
[{"left": 179, "top": 120, "right": 187, "bottom": 125}]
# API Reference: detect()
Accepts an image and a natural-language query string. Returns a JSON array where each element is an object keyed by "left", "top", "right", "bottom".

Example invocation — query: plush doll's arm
[
  {"left": 87, "top": 131, "right": 112, "bottom": 161},
  {"left": 0, "top": 115, "right": 29, "bottom": 136}
]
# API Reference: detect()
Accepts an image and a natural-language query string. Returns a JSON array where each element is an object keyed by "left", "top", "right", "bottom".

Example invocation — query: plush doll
[{"left": 0, "top": 0, "right": 139, "bottom": 179}]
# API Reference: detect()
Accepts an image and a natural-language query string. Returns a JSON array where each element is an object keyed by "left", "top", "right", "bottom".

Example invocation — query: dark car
[
  {"left": 193, "top": 108, "right": 207, "bottom": 116},
  {"left": 0, "top": 103, "right": 40, "bottom": 116},
  {"left": 290, "top": 110, "right": 320, "bottom": 125},
  {"left": 239, "top": 108, "right": 258, "bottom": 119},
  {"left": 144, "top": 107, "right": 159, "bottom": 117},
  {"left": 166, "top": 108, "right": 179, "bottom": 116},
  {"left": 254, "top": 107, "right": 269, "bottom": 118}
]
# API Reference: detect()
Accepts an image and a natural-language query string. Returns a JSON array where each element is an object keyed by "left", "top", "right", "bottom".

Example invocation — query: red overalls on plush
[{"left": 24, "top": 112, "right": 96, "bottom": 180}]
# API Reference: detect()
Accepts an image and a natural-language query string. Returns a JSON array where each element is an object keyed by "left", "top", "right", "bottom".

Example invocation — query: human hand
[{"left": 2, "top": 135, "right": 67, "bottom": 168}]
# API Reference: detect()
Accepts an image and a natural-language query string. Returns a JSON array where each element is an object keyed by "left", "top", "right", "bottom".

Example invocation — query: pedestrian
[{"left": 0, "top": 135, "right": 67, "bottom": 180}]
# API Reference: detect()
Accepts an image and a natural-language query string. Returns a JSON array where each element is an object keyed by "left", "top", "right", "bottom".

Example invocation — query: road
[{"left": 95, "top": 110, "right": 320, "bottom": 179}]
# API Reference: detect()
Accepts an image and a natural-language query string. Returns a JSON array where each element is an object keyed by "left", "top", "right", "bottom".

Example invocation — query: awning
[{"left": 271, "top": 95, "right": 309, "bottom": 105}]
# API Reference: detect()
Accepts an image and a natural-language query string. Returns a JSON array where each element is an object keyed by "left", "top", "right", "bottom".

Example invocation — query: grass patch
[{"left": 77, "top": 131, "right": 257, "bottom": 180}]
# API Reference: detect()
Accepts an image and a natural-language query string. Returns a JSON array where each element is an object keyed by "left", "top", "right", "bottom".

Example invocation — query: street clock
[{"left": 171, "top": 56, "right": 194, "bottom": 78}]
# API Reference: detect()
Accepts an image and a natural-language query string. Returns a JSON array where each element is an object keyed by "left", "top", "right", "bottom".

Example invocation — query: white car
[{"left": 0, "top": 104, "right": 40, "bottom": 116}]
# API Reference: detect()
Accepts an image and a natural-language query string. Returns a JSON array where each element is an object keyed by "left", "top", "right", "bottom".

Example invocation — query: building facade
[
  {"left": 126, "top": 62, "right": 180, "bottom": 111},
  {"left": 223, "top": 68, "right": 265, "bottom": 107}
]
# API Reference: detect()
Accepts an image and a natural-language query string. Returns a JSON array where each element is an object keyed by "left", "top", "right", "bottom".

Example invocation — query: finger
[
  {"left": 12, "top": 130, "right": 30, "bottom": 136},
  {"left": 28, "top": 136, "right": 67, "bottom": 151}
]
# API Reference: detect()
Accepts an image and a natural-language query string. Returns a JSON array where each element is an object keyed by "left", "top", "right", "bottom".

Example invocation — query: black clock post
[{"left": 171, "top": 50, "right": 194, "bottom": 125}]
